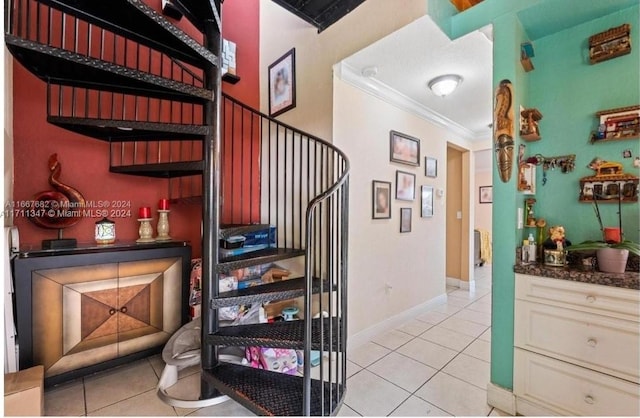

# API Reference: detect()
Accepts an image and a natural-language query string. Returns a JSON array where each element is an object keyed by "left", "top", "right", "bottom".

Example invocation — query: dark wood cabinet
[{"left": 12, "top": 241, "right": 191, "bottom": 386}]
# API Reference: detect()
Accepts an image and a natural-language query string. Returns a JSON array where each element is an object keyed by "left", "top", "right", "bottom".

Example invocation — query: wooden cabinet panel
[
  {"left": 515, "top": 300, "right": 639, "bottom": 383},
  {"left": 514, "top": 274, "right": 640, "bottom": 415},
  {"left": 515, "top": 274, "right": 640, "bottom": 320},
  {"left": 12, "top": 243, "right": 190, "bottom": 386},
  {"left": 515, "top": 349, "right": 640, "bottom": 416}
]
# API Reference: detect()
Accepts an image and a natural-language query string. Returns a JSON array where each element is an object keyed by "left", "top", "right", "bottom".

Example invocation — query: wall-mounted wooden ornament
[
  {"left": 589, "top": 23, "right": 631, "bottom": 64},
  {"left": 494, "top": 79, "right": 515, "bottom": 183}
]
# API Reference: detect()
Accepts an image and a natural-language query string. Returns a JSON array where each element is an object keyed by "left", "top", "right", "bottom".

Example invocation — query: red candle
[
  {"left": 158, "top": 198, "right": 170, "bottom": 210},
  {"left": 139, "top": 207, "right": 151, "bottom": 219}
]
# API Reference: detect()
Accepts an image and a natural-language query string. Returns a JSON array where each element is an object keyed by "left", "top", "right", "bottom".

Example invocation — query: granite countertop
[{"left": 514, "top": 263, "right": 640, "bottom": 290}]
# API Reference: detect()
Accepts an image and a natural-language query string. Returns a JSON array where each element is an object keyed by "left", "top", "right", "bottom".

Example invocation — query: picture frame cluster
[{"left": 372, "top": 130, "right": 438, "bottom": 232}]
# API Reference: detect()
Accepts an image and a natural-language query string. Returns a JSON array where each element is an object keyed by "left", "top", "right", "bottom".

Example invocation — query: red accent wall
[{"left": 11, "top": 0, "right": 260, "bottom": 258}]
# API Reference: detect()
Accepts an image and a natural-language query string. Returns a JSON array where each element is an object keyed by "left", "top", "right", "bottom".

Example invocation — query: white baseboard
[
  {"left": 486, "top": 382, "right": 516, "bottom": 415},
  {"left": 515, "top": 397, "right": 560, "bottom": 416},
  {"left": 446, "top": 277, "right": 475, "bottom": 291},
  {"left": 347, "top": 293, "right": 447, "bottom": 353}
]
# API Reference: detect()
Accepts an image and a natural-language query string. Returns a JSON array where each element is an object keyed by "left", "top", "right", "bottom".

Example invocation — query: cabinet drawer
[
  {"left": 515, "top": 300, "right": 639, "bottom": 383},
  {"left": 515, "top": 274, "right": 640, "bottom": 320},
  {"left": 515, "top": 348, "right": 640, "bottom": 416}
]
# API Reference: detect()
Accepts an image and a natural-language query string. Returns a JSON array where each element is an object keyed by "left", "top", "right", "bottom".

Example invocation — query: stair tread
[
  {"left": 212, "top": 277, "right": 331, "bottom": 308},
  {"left": 171, "top": 0, "right": 220, "bottom": 33},
  {"left": 110, "top": 161, "right": 203, "bottom": 178},
  {"left": 202, "top": 363, "right": 343, "bottom": 416},
  {"left": 38, "top": 0, "right": 216, "bottom": 67},
  {"left": 6, "top": 35, "right": 211, "bottom": 104},
  {"left": 217, "top": 248, "right": 305, "bottom": 273},
  {"left": 47, "top": 116, "right": 208, "bottom": 141},
  {"left": 208, "top": 317, "right": 342, "bottom": 351}
]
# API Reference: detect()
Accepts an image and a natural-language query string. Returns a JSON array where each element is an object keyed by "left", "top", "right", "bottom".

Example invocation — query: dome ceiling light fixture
[{"left": 428, "top": 74, "right": 463, "bottom": 97}]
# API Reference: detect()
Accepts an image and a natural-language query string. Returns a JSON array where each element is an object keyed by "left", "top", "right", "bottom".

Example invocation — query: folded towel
[{"left": 477, "top": 228, "right": 492, "bottom": 263}]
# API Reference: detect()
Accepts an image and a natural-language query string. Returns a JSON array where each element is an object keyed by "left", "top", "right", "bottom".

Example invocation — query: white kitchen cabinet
[{"left": 514, "top": 274, "right": 640, "bottom": 416}]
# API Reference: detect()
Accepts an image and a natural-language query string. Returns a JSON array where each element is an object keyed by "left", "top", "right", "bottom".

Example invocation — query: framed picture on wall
[
  {"left": 425, "top": 157, "right": 438, "bottom": 178},
  {"left": 400, "top": 208, "right": 412, "bottom": 233},
  {"left": 396, "top": 170, "right": 416, "bottom": 201},
  {"left": 268, "top": 48, "right": 296, "bottom": 117},
  {"left": 421, "top": 185, "right": 434, "bottom": 218},
  {"left": 390, "top": 131, "right": 420, "bottom": 166},
  {"left": 479, "top": 185, "right": 493, "bottom": 204},
  {"left": 372, "top": 180, "right": 392, "bottom": 219}
]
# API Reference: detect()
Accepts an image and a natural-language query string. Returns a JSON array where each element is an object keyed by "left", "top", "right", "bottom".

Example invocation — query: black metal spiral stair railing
[{"left": 6, "top": 0, "right": 350, "bottom": 415}]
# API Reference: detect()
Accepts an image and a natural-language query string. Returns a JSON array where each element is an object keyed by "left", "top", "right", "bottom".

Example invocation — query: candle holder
[
  {"left": 136, "top": 218, "right": 155, "bottom": 243},
  {"left": 156, "top": 210, "right": 171, "bottom": 241}
]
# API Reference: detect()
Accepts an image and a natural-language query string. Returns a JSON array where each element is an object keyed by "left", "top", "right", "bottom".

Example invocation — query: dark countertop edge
[
  {"left": 514, "top": 263, "right": 639, "bottom": 290},
  {"left": 14, "top": 240, "right": 191, "bottom": 258}
]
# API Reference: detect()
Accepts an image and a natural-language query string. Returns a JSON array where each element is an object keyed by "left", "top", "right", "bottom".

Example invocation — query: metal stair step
[
  {"left": 110, "top": 161, "right": 203, "bottom": 178},
  {"left": 212, "top": 277, "right": 332, "bottom": 309},
  {"left": 37, "top": 0, "right": 217, "bottom": 67},
  {"left": 202, "top": 362, "right": 344, "bottom": 416},
  {"left": 217, "top": 248, "right": 305, "bottom": 273},
  {"left": 47, "top": 117, "right": 209, "bottom": 142},
  {"left": 171, "top": 0, "right": 221, "bottom": 34},
  {"left": 5, "top": 35, "right": 211, "bottom": 104},
  {"left": 206, "top": 317, "right": 343, "bottom": 351}
]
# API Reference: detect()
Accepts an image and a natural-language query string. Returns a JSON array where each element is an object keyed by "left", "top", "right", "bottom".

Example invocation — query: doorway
[{"left": 446, "top": 145, "right": 472, "bottom": 288}]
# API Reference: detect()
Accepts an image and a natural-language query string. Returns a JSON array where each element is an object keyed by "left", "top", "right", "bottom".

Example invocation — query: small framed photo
[
  {"left": 479, "top": 185, "right": 493, "bottom": 204},
  {"left": 425, "top": 157, "right": 438, "bottom": 178},
  {"left": 390, "top": 131, "right": 420, "bottom": 166},
  {"left": 400, "top": 208, "right": 412, "bottom": 233},
  {"left": 396, "top": 170, "right": 416, "bottom": 201},
  {"left": 421, "top": 185, "right": 434, "bottom": 218},
  {"left": 372, "top": 180, "right": 392, "bottom": 219},
  {"left": 268, "top": 48, "right": 296, "bottom": 117}
]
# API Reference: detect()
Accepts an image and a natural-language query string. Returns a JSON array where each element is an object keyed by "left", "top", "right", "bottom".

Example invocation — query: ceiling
[
  {"left": 341, "top": 15, "right": 494, "bottom": 141},
  {"left": 271, "top": 0, "right": 368, "bottom": 32}
]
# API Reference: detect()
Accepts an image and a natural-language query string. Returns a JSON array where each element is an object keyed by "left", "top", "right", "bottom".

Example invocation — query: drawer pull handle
[
  {"left": 109, "top": 308, "right": 116, "bottom": 315},
  {"left": 587, "top": 338, "right": 597, "bottom": 347},
  {"left": 120, "top": 306, "right": 128, "bottom": 314},
  {"left": 584, "top": 395, "right": 595, "bottom": 405},
  {"left": 586, "top": 295, "right": 596, "bottom": 303}
]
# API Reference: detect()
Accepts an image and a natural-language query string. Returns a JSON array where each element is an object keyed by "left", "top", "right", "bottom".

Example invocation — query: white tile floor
[{"left": 43, "top": 266, "right": 509, "bottom": 416}]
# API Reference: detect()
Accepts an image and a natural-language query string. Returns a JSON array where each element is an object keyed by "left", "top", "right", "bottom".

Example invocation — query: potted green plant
[{"left": 566, "top": 193, "right": 640, "bottom": 273}]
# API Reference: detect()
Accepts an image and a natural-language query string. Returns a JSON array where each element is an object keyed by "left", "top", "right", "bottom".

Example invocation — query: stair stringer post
[{"left": 200, "top": 0, "right": 223, "bottom": 400}]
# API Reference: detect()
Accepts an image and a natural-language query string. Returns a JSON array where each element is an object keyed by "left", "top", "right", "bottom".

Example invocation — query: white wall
[
  {"left": 259, "top": 0, "right": 428, "bottom": 141},
  {"left": 474, "top": 152, "right": 492, "bottom": 235},
  {"left": 333, "top": 76, "right": 458, "bottom": 336}
]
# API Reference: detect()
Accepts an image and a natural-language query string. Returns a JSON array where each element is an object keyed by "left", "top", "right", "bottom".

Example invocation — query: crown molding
[{"left": 334, "top": 61, "right": 489, "bottom": 141}]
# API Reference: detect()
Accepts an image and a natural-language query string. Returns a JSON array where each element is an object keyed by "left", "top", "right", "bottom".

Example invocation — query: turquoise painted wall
[
  {"left": 429, "top": 0, "right": 640, "bottom": 393},
  {"left": 526, "top": 5, "right": 640, "bottom": 245},
  {"left": 489, "top": 12, "right": 528, "bottom": 390}
]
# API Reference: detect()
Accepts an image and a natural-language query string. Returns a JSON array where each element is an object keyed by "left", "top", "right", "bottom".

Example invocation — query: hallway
[
  {"left": 340, "top": 266, "right": 504, "bottom": 416},
  {"left": 42, "top": 266, "right": 507, "bottom": 416}
]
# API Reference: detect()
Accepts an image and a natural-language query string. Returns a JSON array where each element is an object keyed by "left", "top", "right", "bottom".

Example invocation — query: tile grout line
[{"left": 350, "top": 298, "right": 491, "bottom": 416}]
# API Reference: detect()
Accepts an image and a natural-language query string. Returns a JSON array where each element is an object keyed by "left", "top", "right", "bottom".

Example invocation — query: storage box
[
  {"left": 242, "top": 226, "right": 276, "bottom": 247},
  {"left": 4, "top": 365, "right": 44, "bottom": 416}
]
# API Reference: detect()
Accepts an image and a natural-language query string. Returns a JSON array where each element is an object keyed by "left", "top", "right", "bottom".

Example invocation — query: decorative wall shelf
[
  {"left": 590, "top": 105, "right": 639, "bottom": 143},
  {"left": 520, "top": 108, "right": 542, "bottom": 141},
  {"left": 579, "top": 173, "right": 639, "bottom": 203},
  {"left": 589, "top": 23, "right": 631, "bottom": 65}
]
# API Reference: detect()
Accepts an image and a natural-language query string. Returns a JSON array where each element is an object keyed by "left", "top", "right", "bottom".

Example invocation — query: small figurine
[
  {"left": 543, "top": 225, "right": 572, "bottom": 250},
  {"left": 525, "top": 198, "right": 537, "bottom": 226},
  {"left": 587, "top": 157, "right": 623, "bottom": 177}
]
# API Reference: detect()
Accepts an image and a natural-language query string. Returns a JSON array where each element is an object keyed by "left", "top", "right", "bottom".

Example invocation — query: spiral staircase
[{"left": 5, "top": 0, "right": 350, "bottom": 415}]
